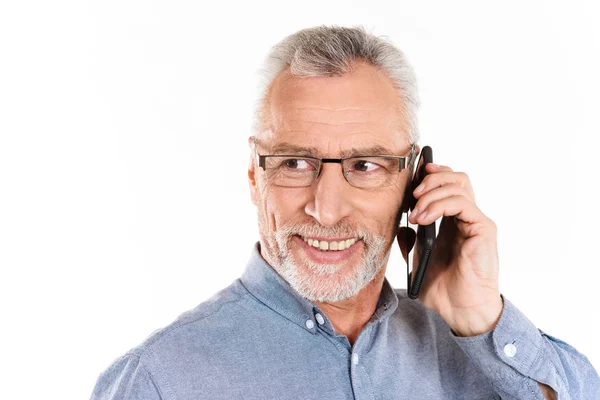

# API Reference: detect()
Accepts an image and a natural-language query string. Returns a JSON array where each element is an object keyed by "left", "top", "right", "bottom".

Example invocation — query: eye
[
  {"left": 351, "top": 159, "right": 381, "bottom": 173},
  {"left": 281, "top": 158, "right": 314, "bottom": 171}
]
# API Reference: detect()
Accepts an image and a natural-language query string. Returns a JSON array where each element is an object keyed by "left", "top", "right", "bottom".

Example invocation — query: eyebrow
[{"left": 269, "top": 142, "right": 403, "bottom": 158}]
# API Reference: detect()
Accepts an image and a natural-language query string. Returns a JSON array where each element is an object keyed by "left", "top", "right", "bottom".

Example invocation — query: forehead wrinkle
[
  {"left": 282, "top": 106, "right": 385, "bottom": 128},
  {"left": 265, "top": 64, "right": 411, "bottom": 145},
  {"left": 271, "top": 78, "right": 399, "bottom": 132},
  {"left": 287, "top": 118, "right": 367, "bottom": 127},
  {"left": 290, "top": 106, "right": 380, "bottom": 120},
  {"left": 294, "top": 106, "right": 379, "bottom": 111},
  {"left": 278, "top": 111, "right": 394, "bottom": 141}
]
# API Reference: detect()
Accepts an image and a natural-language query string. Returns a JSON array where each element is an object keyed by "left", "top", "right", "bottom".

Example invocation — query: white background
[{"left": 1, "top": 0, "right": 599, "bottom": 398}]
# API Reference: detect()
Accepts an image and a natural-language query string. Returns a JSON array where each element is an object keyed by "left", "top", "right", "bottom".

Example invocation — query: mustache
[{"left": 274, "top": 221, "right": 377, "bottom": 243}]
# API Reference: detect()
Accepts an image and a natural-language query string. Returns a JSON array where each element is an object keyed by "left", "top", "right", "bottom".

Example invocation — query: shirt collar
[{"left": 240, "top": 241, "right": 399, "bottom": 335}]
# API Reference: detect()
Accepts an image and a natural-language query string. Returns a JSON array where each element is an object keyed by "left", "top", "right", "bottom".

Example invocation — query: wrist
[{"left": 448, "top": 294, "right": 504, "bottom": 337}]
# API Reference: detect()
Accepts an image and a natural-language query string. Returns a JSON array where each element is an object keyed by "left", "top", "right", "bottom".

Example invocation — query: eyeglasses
[{"left": 253, "top": 137, "right": 417, "bottom": 189}]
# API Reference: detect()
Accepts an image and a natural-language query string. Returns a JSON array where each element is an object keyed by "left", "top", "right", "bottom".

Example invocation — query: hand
[{"left": 397, "top": 163, "right": 503, "bottom": 337}]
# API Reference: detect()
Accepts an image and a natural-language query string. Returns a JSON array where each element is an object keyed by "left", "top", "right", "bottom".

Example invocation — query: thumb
[{"left": 396, "top": 226, "right": 416, "bottom": 263}]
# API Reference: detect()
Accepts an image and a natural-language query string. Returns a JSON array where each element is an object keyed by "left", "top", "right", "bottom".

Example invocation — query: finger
[
  {"left": 426, "top": 163, "right": 453, "bottom": 173},
  {"left": 409, "top": 183, "right": 473, "bottom": 224},
  {"left": 413, "top": 195, "right": 487, "bottom": 228},
  {"left": 413, "top": 171, "right": 475, "bottom": 201}
]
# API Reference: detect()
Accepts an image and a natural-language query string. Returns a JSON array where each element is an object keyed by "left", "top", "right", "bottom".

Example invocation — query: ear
[
  {"left": 247, "top": 136, "right": 259, "bottom": 206},
  {"left": 399, "top": 144, "right": 421, "bottom": 214}
]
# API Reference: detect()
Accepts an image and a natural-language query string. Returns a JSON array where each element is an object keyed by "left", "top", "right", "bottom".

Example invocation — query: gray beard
[{"left": 263, "top": 220, "right": 390, "bottom": 302}]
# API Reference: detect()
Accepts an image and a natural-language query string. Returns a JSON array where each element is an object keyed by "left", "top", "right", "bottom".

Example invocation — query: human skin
[
  {"left": 246, "top": 60, "right": 555, "bottom": 398},
  {"left": 248, "top": 61, "right": 412, "bottom": 344}
]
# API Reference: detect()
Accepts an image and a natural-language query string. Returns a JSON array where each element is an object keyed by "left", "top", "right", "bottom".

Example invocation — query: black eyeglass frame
[{"left": 252, "top": 136, "right": 418, "bottom": 188}]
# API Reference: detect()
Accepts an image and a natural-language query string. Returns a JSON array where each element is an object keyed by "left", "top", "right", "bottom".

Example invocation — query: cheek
[
  {"left": 259, "top": 187, "right": 308, "bottom": 233},
  {"left": 359, "top": 190, "right": 404, "bottom": 234}
]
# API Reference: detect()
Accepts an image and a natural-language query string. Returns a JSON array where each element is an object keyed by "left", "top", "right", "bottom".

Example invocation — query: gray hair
[{"left": 252, "top": 25, "right": 420, "bottom": 144}]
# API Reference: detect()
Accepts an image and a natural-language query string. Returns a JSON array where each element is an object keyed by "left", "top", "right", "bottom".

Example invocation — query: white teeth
[{"left": 301, "top": 236, "right": 358, "bottom": 251}]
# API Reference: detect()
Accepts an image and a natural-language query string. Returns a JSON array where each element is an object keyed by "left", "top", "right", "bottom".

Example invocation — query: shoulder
[
  {"left": 135, "top": 279, "right": 249, "bottom": 355},
  {"left": 91, "top": 351, "right": 164, "bottom": 399},
  {"left": 391, "top": 288, "right": 452, "bottom": 337},
  {"left": 392, "top": 287, "right": 445, "bottom": 322},
  {"left": 92, "top": 279, "right": 251, "bottom": 398}
]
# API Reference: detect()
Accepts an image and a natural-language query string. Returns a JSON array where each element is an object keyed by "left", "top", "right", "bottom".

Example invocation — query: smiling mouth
[{"left": 298, "top": 235, "right": 358, "bottom": 251}]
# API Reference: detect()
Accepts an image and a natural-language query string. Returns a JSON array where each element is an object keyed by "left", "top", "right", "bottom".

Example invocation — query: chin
[{"left": 278, "top": 253, "right": 384, "bottom": 303}]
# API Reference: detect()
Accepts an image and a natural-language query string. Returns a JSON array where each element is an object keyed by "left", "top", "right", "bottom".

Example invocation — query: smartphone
[{"left": 405, "top": 146, "right": 437, "bottom": 299}]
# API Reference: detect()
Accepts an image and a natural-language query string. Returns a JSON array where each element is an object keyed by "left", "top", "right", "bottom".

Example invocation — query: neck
[
  {"left": 259, "top": 240, "right": 390, "bottom": 347},
  {"left": 314, "top": 266, "right": 387, "bottom": 347}
]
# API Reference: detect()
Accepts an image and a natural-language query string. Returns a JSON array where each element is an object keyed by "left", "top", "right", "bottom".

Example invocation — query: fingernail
[
  {"left": 410, "top": 208, "right": 419, "bottom": 223},
  {"left": 418, "top": 210, "right": 428, "bottom": 221},
  {"left": 414, "top": 184, "right": 424, "bottom": 194}
]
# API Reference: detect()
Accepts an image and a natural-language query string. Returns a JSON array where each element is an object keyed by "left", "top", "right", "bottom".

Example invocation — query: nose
[{"left": 304, "top": 163, "right": 354, "bottom": 227}]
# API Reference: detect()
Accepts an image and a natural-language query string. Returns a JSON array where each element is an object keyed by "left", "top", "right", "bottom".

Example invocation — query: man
[{"left": 91, "top": 25, "right": 599, "bottom": 399}]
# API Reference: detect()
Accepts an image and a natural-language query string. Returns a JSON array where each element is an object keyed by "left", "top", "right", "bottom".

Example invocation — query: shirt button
[
  {"left": 503, "top": 343, "right": 517, "bottom": 358},
  {"left": 315, "top": 313, "right": 325, "bottom": 325},
  {"left": 305, "top": 319, "right": 315, "bottom": 329},
  {"left": 352, "top": 353, "right": 359, "bottom": 365}
]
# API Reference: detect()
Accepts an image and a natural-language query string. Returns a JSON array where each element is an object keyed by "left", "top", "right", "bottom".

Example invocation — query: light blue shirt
[{"left": 91, "top": 242, "right": 600, "bottom": 399}]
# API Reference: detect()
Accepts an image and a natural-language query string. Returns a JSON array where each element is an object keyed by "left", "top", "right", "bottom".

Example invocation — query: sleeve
[
  {"left": 90, "top": 353, "right": 164, "bottom": 400},
  {"left": 451, "top": 295, "right": 600, "bottom": 399}
]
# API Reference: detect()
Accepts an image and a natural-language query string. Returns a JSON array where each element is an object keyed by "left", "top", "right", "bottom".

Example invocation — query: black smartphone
[{"left": 405, "top": 146, "right": 437, "bottom": 299}]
